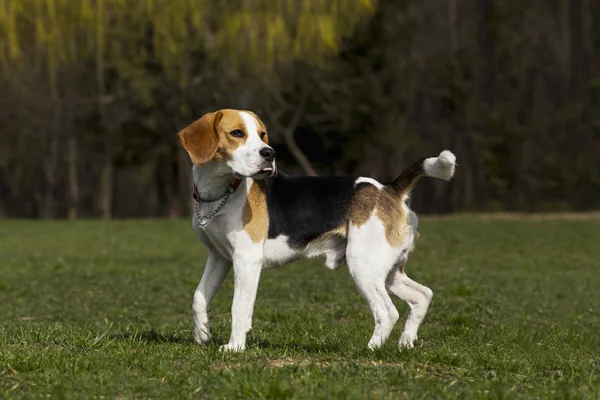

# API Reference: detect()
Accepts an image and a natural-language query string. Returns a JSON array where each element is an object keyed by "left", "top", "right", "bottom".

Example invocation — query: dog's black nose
[{"left": 259, "top": 147, "right": 276, "bottom": 162}]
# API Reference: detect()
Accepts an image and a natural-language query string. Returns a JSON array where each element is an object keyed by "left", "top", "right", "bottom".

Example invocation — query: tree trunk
[
  {"left": 168, "top": 145, "right": 181, "bottom": 218},
  {"left": 41, "top": 102, "right": 61, "bottom": 219},
  {"left": 67, "top": 104, "right": 79, "bottom": 220},
  {"left": 282, "top": 91, "right": 317, "bottom": 176},
  {"left": 67, "top": 134, "right": 79, "bottom": 219},
  {"left": 96, "top": 0, "right": 113, "bottom": 219},
  {"left": 178, "top": 147, "right": 193, "bottom": 217},
  {"left": 282, "top": 129, "right": 317, "bottom": 177},
  {"left": 100, "top": 147, "right": 114, "bottom": 219}
]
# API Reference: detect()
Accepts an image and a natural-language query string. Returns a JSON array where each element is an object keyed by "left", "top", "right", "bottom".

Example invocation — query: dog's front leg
[
  {"left": 220, "top": 259, "right": 262, "bottom": 352},
  {"left": 193, "top": 252, "right": 232, "bottom": 345}
]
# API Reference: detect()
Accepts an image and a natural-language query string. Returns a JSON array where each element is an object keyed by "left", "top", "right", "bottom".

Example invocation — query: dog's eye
[
  {"left": 230, "top": 129, "right": 244, "bottom": 138},
  {"left": 261, "top": 132, "right": 267, "bottom": 139}
]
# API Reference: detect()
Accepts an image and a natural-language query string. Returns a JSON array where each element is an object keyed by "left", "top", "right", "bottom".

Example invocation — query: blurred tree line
[{"left": 1, "top": 0, "right": 599, "bottom": 219}]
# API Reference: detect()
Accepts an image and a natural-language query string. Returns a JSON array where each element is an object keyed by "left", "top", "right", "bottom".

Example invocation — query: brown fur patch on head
[
  {"left": 349, "top": 185, "right": 410, "bottom": 247},
  {"left": 212, "top": 109, "right": 250, "bottom": 161},
  {"left": 243, "top": 181, "right": 269, "bottom": 242}
]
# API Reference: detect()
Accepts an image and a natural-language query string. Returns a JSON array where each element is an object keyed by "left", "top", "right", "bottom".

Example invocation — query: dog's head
[{"left": 178, "top": 109, "right": 276, "bottom": 178}]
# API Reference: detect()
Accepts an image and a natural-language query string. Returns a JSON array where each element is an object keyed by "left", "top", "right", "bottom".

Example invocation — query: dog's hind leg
[
  {"left": 386, "top": 265, "right": 433, "bottom": 349},
  {"left": 347, "top": 222, "right": 399, "bottom": 350},
  {"left": 193, "top": 252, "right": 232, "bottom": 345},
  {"left": 349, "top": 267, "right": 400, "bottom": 350}
]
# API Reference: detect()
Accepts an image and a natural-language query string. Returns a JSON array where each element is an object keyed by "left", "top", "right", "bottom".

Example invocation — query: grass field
[{"left": 1, "top": 217, "right": 599, "bottom": 399}]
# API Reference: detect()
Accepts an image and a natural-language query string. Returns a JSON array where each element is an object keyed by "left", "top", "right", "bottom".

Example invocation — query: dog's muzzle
[{"left": 255, "top": 162, "right": 277, "bottom": 178}]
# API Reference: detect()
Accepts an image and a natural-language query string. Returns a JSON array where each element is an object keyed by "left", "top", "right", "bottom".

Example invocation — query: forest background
[{"left": 1, "top": 0, "right": 598, "bottom": 219}]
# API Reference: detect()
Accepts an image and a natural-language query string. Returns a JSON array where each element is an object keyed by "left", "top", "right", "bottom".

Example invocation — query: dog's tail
[{"left": 392, "top": 150, "right": 456, "bottom": 193}]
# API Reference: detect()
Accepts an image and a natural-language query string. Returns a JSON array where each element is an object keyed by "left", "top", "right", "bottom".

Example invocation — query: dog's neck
[{"left": 192, "top": 162, "right": 239, "bottom": 200}]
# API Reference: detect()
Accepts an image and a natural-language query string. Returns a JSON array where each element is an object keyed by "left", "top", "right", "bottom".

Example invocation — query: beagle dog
[{"left": 178, "top": 109, "right": 456, "bottom": 352}]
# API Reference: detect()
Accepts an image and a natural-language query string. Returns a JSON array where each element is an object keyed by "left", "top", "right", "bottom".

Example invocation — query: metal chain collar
[{"left": 195, "top": 192, "right": 231, "bottom": 228}]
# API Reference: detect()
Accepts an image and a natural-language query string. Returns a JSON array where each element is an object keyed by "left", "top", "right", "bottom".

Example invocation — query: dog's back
[{"left": 259, "top": 151, "right": 456, "bottom": 273}]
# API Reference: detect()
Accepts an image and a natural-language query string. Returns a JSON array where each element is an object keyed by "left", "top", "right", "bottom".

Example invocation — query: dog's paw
[
  {"left": 398, "top": 332, "right": 418, "bottom": 350},
  {"left": 367, "top": 337, "right": 385, "bottom": 351},
  {"left": 219, "top": 343, "right": 246, "bottom": 353},
  {"left": 193, "top": 325, "right": 212, "bottom": 345}
]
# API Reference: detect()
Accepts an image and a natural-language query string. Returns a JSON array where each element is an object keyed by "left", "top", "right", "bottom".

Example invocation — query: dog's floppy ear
[{"left": 178, "top": 111, "right": 222, "bottom": 166}]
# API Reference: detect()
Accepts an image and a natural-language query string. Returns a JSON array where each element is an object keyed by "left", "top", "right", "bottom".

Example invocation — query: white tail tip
[{"left": 423, "top": 150, "right": 456, "bottom": 181}]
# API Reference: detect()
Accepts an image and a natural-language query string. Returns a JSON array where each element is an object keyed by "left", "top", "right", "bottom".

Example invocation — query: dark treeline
[{"left": 1, "top": 0, "right": 599, "bottom": 218}]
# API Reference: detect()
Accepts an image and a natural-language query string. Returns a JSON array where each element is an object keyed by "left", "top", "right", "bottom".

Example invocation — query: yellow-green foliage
[{"left": 0, "top": 0, "right": 376, "bottom": 85}]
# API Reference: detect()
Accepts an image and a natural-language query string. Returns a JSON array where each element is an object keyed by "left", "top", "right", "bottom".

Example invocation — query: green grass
[{"left": 1, "top": 217, "right": 599, "bottom": 399}]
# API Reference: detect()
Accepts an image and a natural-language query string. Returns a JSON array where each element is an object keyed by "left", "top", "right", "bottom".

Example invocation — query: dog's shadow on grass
[
  {"left": 110, "top": 329, "right": 193, "bottom": 345},
  {"left": 109, "top": 330, "right": 344, "bottom": 353},
  {"left": 251, "top": 336, "right": 343, "bottom": 354}
]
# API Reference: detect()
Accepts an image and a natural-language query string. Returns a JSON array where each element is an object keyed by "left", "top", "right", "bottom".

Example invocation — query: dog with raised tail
[{"left": 178, "top": 109, "right": 456, "bottom": 352}]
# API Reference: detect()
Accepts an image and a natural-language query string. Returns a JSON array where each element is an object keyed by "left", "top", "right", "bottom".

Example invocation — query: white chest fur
[{"left": 192, "top": 187, "right": 248, "bottom": 261}]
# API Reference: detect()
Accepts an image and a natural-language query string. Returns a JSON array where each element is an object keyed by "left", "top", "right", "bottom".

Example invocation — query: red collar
[
  {"left": 230, "top": 178, "right": 243, "bottom": 191},
  {"left": 193, "top": 178, "right": 242, "bottom": 202}
]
